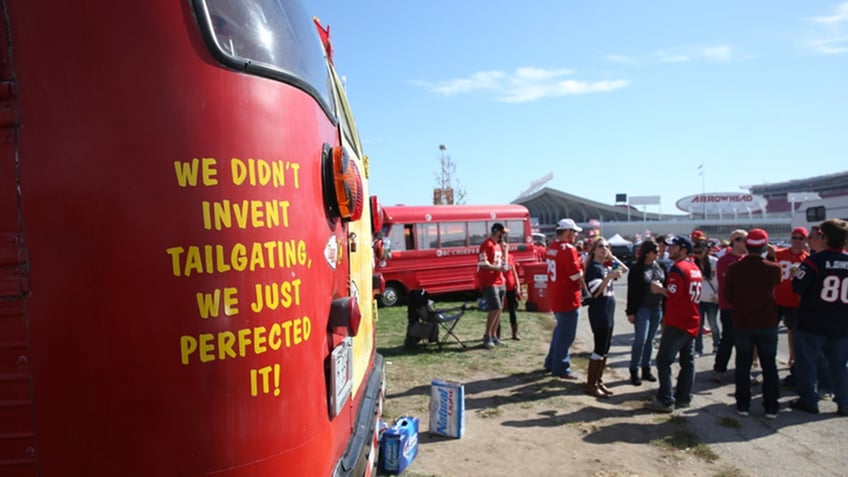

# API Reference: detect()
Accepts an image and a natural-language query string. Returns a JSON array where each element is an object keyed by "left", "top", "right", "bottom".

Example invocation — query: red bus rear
[
  {"left": 376, "top": 204, "right": 537, "bottom": 306},
  {"left": 2, "top": 1, "right": 383, "bottom": 475}
]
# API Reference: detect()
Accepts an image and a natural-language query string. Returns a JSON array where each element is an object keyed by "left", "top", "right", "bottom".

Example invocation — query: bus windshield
[{"left": 195, "top": 0, "right": 333, "bottom": 112}]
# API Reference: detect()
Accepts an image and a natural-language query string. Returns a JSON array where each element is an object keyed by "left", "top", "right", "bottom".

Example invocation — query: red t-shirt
[
  {"left": 664, "top": 259, "right": 703, "bottom": 336},
  {"left": 774, "top": 247, "right": 808, "bottom": 308},
  {"left": 546, "top": 240, "right": 583, "bottom": 312},
  {"left": 504, "top": 254, "right": 518, "bottom": 291},
  {"left": 477, "top": 238, "right": 504, "bottom": 288}
]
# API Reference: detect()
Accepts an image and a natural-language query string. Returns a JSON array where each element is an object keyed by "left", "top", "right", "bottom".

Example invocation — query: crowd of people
[{"left": 474, "top": 217, "right": 848, "bottom": 418}]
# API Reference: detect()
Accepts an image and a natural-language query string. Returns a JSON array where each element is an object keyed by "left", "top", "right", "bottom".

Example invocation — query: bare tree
[{"left": 433, "top": 144, "right": 467, "bottom": 205}]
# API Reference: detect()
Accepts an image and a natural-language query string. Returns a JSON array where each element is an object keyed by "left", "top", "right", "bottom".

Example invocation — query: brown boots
[
  {"left": 585, "top": 358, "right": 612, "bottom": 398},
  {"left": 511, "top": 323, "right": 520, "bottom": 340},
  {"left": 597, "top": 357, "right": 614, "bottom": 396}
]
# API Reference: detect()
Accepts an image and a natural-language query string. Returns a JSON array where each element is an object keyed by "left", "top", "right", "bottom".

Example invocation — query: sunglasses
[
  {"left": 791, "top": 236, "right": 806, "bottom": 241},
  {"left": 732, "top": 237, "right": 745, "bottom": 242}
]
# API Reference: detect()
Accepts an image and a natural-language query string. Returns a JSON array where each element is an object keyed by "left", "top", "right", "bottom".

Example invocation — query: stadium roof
[
  {"left": 513, "top": 187, "right": 682, "bottom": 225},
  {"left": 749, "top": 170, "right": 848, "bottom": 197}
]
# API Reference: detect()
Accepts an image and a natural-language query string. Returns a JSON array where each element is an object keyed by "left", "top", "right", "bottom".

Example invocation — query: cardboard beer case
[
  {"left": 379, "top": 416, "right": 419, "bottom": 474},
  {"left": 429, "top": 379, "right": 466, "bottom": 438}
]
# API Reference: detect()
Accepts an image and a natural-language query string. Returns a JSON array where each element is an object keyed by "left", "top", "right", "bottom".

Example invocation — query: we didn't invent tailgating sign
[{"left": 676, "top": 193, "right": 768, "bottom": 214}]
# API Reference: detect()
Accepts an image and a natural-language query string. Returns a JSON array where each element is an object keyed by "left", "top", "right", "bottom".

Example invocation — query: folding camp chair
[{"left": 404, "top": 289, "right": 468, "bottom": 349}]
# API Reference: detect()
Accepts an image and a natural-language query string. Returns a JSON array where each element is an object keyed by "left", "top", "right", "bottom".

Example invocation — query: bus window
[
  {"left": 469, "top": 221, "right": 487, "bottom": 246},
  {"left": 440, "top": 222, "right": 467, "bottom": 247},
  {"left": 505, "top": 219, "right": 527, "bottom": 244},
  {"left": 807, "top": 206, "right": 826, "bottom": 223},
  {"left": 417, "top": 223, "right": 438, "bottom": 249},
  {"left": 196, "top": 0, "right": 333, "bottom": 115}
]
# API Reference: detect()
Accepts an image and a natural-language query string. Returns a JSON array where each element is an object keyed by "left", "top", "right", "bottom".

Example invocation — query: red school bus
[
  {"left": 3, "top": 2, "right": 384, "bottom": 476},
  {"left": 376, "top": 204, "right": 537, "bottom": 306}
]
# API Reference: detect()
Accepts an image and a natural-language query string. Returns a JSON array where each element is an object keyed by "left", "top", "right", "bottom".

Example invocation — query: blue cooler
[{"left": 379, "top": 416, "right": 419, "bottom": 475}]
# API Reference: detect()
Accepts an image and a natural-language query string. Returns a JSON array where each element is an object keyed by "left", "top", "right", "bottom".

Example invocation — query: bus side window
[
  {"left": 402, "top": 225, "right": 414, "bottom": 251},
  {"left": 807, "top": 206, "right": 825, "bottom": 223},
  {"left": 417, "top": 223, "right": 438, "bottom": 249},
  {"left": 440, "top": 222, "right": 467, "bottom": 248},
  {"left": 469, "top": 221, "right": 487, "bottom": 246},
  {"left": 506, "top": 219, "right": 526, "bottom": 244}
]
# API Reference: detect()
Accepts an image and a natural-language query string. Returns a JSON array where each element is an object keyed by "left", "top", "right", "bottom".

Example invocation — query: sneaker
[
  {"left": 492, "top": 337, "right": 507, "bottom": 347},
  {"left": 736, "top": 408, "right": 750, "bottom": 417},
  {"left": 559, "top": 371, "right": 579, "bottom": 380},
  {"left": 646, "top": 399, "right": 675, "bottom": 413},
  {"left": 750, "top": 374, "right": 761, "bottom": 385},
  {"left": 675, "top": 401, "right": 691, "bottom": 409},
  {"left": 789, "top": 399, "right": 819, "bottom": 414},
  {"left": 482, "top": 336, "right": 495, "bottom": 349},
  {"left": 712, "top": 372, "right": 724, "bottom": 383},
  {"left": 764, "top": 412, "right": 778, "bottom": 420}
]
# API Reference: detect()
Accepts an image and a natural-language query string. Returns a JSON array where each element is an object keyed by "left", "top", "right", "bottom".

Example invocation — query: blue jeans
[
  {"left": 695, "top": 302, "right": 719, "bottom": 353},
  {"left": 734, "top": 328, "right": 779, "bottom": 414},
  {"left": 630, "top": 306, "right": 661, "bottom": 370},
  {"left": 544, "top": 309, "right": 579, "bottom": 377},
  {"left": 794, "top": 330, "right": 848, "bottom": 408},
  {"left": 655, "top": 326, "right": 696, "bottom": 406}
]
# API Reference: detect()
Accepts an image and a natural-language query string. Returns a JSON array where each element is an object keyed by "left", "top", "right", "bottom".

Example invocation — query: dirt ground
[{"left": 380, "top": 285, "right": 848, "bottom": 477}]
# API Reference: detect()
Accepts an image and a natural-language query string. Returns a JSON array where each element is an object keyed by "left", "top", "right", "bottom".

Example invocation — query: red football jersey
[
  {"left": 774, "top": 247, "right": 808, "bottom": 308},
  {"left": 546, "top": 240, "right": 583, "bottom": 312},
  {"left": 664, "top": 259, "right": 703, "bottom": 336},
  {"left": 477, "top": 237, "right": 505, "bottom": 288}
]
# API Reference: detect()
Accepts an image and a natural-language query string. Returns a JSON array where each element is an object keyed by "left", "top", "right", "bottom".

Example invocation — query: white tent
[{"left": 606, "top": 233, "right": 632, "bottom": 247}]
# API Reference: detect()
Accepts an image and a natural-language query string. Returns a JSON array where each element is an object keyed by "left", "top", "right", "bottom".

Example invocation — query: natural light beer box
[{"left": 429, "top": 379, "right": 465, "bottom": 438}]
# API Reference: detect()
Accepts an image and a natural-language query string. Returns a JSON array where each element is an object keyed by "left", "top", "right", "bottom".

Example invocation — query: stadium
[{"left": 513, "top": 170, "right": 848, "bottom": 244}]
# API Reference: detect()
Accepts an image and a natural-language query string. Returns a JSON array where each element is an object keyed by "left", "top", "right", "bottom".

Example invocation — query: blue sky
[{"left": 312, "top": 1, "right": 847, "bottom": 215}]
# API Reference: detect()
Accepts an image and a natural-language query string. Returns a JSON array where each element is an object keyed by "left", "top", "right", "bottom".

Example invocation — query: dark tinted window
[{"left": 195, "top": 0, "right": 333, "bottom": 113}]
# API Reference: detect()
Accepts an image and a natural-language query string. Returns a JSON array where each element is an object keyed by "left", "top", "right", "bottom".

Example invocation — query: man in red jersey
[
  {"left": 646, "top": 235, "right": 703, "bottom": 412},
  {"left": 712, "top": 229, "right": 747, "bottom": 383},
  {"left": 543, "top": 218, "right": 585, "bottom": 379},
  {"left": 767, "top": 227, "right": 810, "bottom": 386},
  {"left": 477, "top": 223, "right": 509, "bottom": 349}
]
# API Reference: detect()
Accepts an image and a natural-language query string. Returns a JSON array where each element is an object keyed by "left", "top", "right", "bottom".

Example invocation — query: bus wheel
[{"left": 379, "top": 284, "right": 402, "bottom": 307}]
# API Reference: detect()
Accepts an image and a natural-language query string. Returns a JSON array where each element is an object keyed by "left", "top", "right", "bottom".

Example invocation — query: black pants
[
  {"left": 592, "top": 326, "right": 614, "bottom": 356},
  {"left": 714, "top": 309, "right": 735, "bottom": 373},
  {"left": 505, "top": 289, "right": 518, "bottom": 328}
]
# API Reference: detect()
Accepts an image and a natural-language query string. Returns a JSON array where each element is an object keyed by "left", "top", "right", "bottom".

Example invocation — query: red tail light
[{"left": 329, "top": 295, "right": 362, "bottom": 337}]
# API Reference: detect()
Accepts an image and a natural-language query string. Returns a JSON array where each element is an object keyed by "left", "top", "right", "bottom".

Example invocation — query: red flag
[{"left": 313, "top": 17, "right": 334, "bottom": 64}]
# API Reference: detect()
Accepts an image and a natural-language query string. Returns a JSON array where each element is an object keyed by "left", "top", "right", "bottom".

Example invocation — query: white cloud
[
  {"left": 806, "top": 2, "right": 848, "bottom": 55},
  {"left": 422, "top": 67, "right": 628, "bottom": 103},
  {"left": 808, "top": 36, "right": 848, "bottom": 54},
  {"left": 809, "top": 2, "right": 848, "bottom": 24},
  {"left": 611, "top": 45, "right": 740, "bottom": 65},
  {"left": 606, "top": 54, "right": 640, "bottom": 64},
  {"left": 702, "top": 46, "right": 734, "bottom": 62}
]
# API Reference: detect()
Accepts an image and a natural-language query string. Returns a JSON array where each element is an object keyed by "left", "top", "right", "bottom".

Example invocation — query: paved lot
[{"left": 598, "top": 280, "right": 847, "bottom": 476}]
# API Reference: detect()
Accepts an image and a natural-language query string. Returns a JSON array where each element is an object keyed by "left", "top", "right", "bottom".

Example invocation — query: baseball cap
[
  {"left": 746, "top": 228, "right": 769, "bottom": 248},
  {"left": 664, "top": 235, "right": 693, "bottom": 252},
  {"left": 491, "top": 223, "right": 509, "bottom": 233},
  {"left": 791, "top": 226, "right": 808, "bottom": 238},
  {"left": 690, "top": 230, "right": 706, "bottom": 242},
  {"left": 555, "top": 218, "right": 583, "bottom": 232}
]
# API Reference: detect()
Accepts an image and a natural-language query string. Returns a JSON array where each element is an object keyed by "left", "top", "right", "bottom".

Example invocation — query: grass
[{"left": 375, "top": 295, "right": 724, "bottom": 470}]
